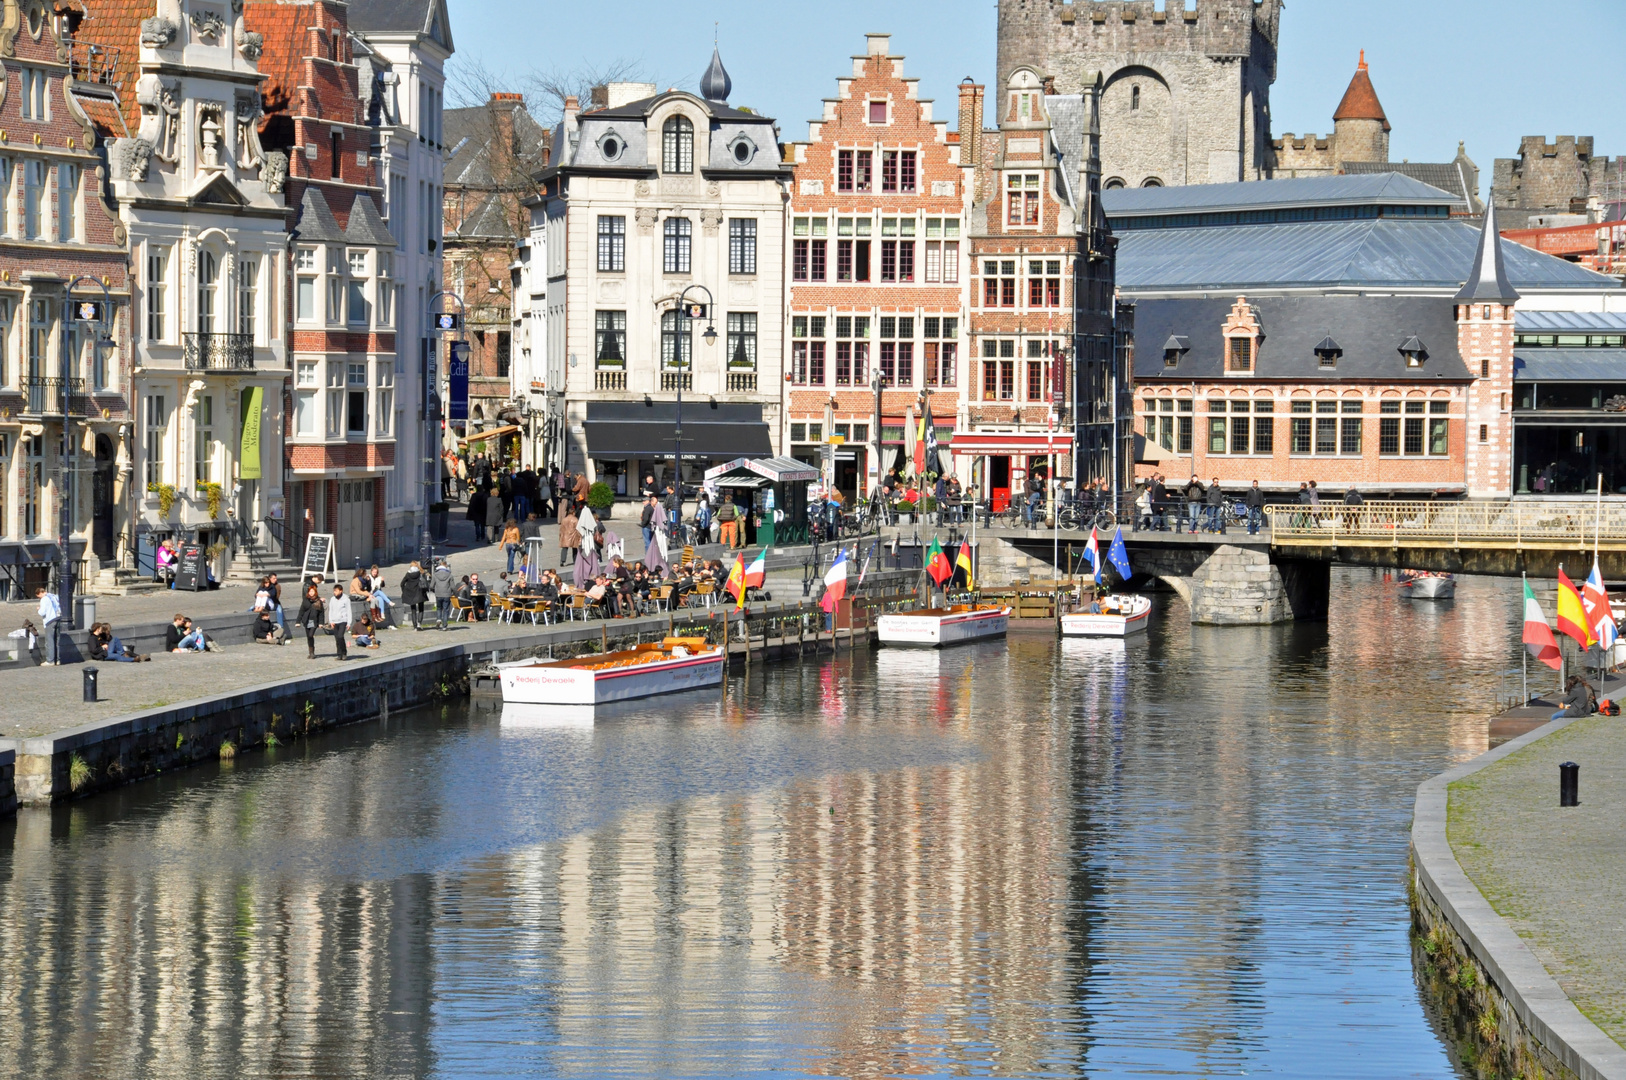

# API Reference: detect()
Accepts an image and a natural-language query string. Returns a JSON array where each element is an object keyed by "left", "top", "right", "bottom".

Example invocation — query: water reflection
[{"left": 0, "top": 568, "right": 1513, "bottom": 1078}]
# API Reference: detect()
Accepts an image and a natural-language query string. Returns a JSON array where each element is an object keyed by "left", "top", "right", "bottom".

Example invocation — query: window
[
  {"left": 1340, "top": 400, "right": 1363, "bottom": 455},
  {"left": 23, "top": 160, "right": 45, "bottom": 240},
  {"left": 662, "top": 115, "right": 693, "bottom": 173},
  {"left": 868, "top": 100, "right": 887, "bottom": 124},
  {"left": 330, "top": 130, "right": 343, "bottom": 180},
  {"left": 728, "top": 218, "right": 756, "bottom": 274},
  {"left": 376, "top": 365, "right": 394, "bottom": 435},
  {"left": 347, "top": 250, "right": 368, "bottom": 324},
  {"left": 1027, "top": 361, "right": 1046, "bottom": 402},
  {"left": 837, "top": 218, "right": 873, "bottom": 281},
  {"left": 1428, "top": 400, "right": 1450, "bottom": 455},
  {"left": 194, "top": 394, "right": 216, "bottom": 487},
  {"left": 660, "top": 310, "right": 689, "bottom": 369},
  {"left": 377, "top": 253, "right": 393, "bottom": 327},
  {"left": 0, "top": 299, "right": 10, "bottom": 387},
  {"left": 1028, "top": 259, "right": 1062, "bottom": 307},
  {"left": 295, "top": 362, "right": 318, "bottom": 435},
  {"left": 663, "top": 216, "right": 691, "bottom": 274},
  {"left": 324, "top": 363, "right": 344, "bottom": 437},
  {"left": 1006, "top": 174, "right": 1040, "bottom": 226},
  {"left": 982, "top": 259, "right": 1017, "bottom": 308},
  {"left": 923, "top": 318, "right": 956, "bottom": 387},
  {"left": 21, "top": 434, "right": 40, "bottom": 536},
  {"left": 143, "top": 394, "right": 167, "bottom": 487},
  {"left": 1313, "top": 401, "right": 1337, "bottom": 454},
  {"left": 1228, "top": 336, "right": 1252, "bottom": 372},
  {"left": 347, "top": 363, "right": 367, "bottom": 433},
  {"left": 146, "top": 247, "right": 169, "bottom": 341},
  {"left": 880, "top": 224, "right": 914, "bottom": 282},
  {"left": 980, "top": 339, "right": 1016, "bottom": 400},
  {"left": 237, "top": 257, "right": 258, "bottom": 339},
  {"left": 1253, "top": 400, "right": 1274, "bottom": 455},
  {"left": 726, "top": 311, "right": 756, "bottom": 369},
  {"left": 835, "top": 316, "right": 869, "bottom": 385},
  {"left": 386, "top": 172, "right": 405, "bottom": 236},
  {"left": 495, "top": 331, "right": 510, "bottom": 377},
  {"left": 791, "top": 339, "right": 825, "bottom": 385},
  {"left": 838, "top": 149, "right": 876, "bottom": 193},
  {"left": 19, "top": 69, "right": 45, "bottom": 120},
  {"left": 881, "top": 150, "right": 916, "bottom": 193},
  {"left": 594, "top": 310, "right": 625, "bottom": 366},
  {"left": 0, "top": 158, "right": 11, "bottom": 236},
  {"left": 596, "top": 215, "right": 625, "bottom": 272},
  {"left": 1290, "top": 400, "right": 1312, "bottom": 454},
  {"left": 1131, "top": 85, "right": 1140, "bottom": 111},
  {"left": 1479, "top": 423, "right": 1488, "bottom": 443},
  {"left": 196, "top": 249, "right": 218, "bottom": 333},
  {"left": 326, "top": 274, "right": 342, "bottom": 324},
  {"left": 1379, "top": 401, "right": 1400, "bottom": 455},
  {"left": 925, "top": 221, "right": 960, "bottom": 283},
  {"left": 55, "top": 164, "right": 77, "bottom": 242}
]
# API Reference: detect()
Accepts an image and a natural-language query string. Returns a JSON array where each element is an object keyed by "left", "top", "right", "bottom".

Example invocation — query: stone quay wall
[{"left": 1410, "top": 718, "right": 1626, "bottom": 1080}]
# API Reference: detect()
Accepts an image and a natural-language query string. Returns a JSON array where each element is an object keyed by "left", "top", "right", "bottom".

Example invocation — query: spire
[
  {"left": 700, "top": 45, "right": 731, "bottom": 103},
  {"left": 1333, "top": 50, "right": 1389, "bottom": 131},
  {"left": 1455, "top": 201, "right": 1520, "bottom": 305}
]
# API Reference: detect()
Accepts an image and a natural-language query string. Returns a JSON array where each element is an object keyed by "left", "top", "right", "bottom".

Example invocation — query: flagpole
[{"left": 1522, "top": 570, "right": 1529, "bottom": 705}]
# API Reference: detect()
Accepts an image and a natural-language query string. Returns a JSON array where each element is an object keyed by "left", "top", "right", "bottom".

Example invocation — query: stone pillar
[{"left": 1188, "top": 544, "right": 1293, "bottom": 625}]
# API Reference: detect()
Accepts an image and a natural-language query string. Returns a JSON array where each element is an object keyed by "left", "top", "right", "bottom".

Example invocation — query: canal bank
[{"left": 1411, "top": 713, "right": 1626, "bottom": 1080}]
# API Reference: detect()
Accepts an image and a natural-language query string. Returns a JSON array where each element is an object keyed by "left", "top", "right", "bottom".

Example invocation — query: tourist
[
  {"left": 717, "top": 494, "right": 741, "bottom": 550},
  {"left": 1295, "top": 481, "right": 1312, "bottom": 527},
  {"left": 34, "top": 586, "right": 61, "bottom": 666},
  {"left": 468, "top": 573, "right": 490, "bottom": 620},
  {"left": 467, "top": 484, "right": 487, "bottom": 534},
  {"left": 87, "top": 622, "right": 146, "bottom": 662},
  {"left": 326, "top": 584, "right": 351, "bottom": 660},
  {"left": 639, "top": 494, "right": 657, "bottom": 553},
  {"left": 295, "top": 585, "right": 323, "bottom": 653},
  {"left": 1206, "top": 478, "right": 1226, "bottom": 535},
  {"left": 252, "top": 609, "right": 285, "bottom": 646},
  {"left": 1552, "top": 675, "right": 1595, "bottom": 720},
  {"left": 536, "top": 473, "right": 552, "bottom": 522},
  {"left": 431, "top": 558, "right": 455, "bottom": 629},
  {"left": 1342, "top": 486, "right": 1365, "bottom": 532},
  {"left": 173, "top": 618, "right": 207, "bottom": 653},
  {"left": 399, "top": 561, "right": 428, "bottom": 630},
  {"left": 156, "top": 538, "right": 178, "bottom": 586},
  {"left": 501, "top": 518, "right": 523, "bottom": 574},
  {"left": 266, "top": 573, "right": 286, "bottom": 630},
  {"left": 481, "top": 486, "right": 502, "bottom": 543},
  {"left": 163, "top": 613, "right": 187, "bottom": 652},
  {"left": 1183, "top": 476, "right": 1205, "bottom": 534},
  {"left": 351, "top": 616, "right": 381, "bottom": 649},
  {"left": 559, "top": 506, "right": 582, "bottom": 568},
  {"left": 519, "top": 512, "right": 543, "bottom": 542},
  {"left": 349, "top": 569, "right": 373, "bottom": 619},
  {"left": 1244, "top": 480, "right": 1266, "bottom": 535},
  {"left": 366, "top": 565, "right": 394, "bottom": 625},
  {"left": 572, "top": 470, "right": 590, "bottom": 510}
]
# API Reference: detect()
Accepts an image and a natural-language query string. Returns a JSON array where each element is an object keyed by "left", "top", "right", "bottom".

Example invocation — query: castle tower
[
  {"left": 1456, "top": 203, "right": 1518, "bottom": 499},
  {"left": 996, "top": 0, "right": 1282, "bottom": 187},
  {"left": 1332, "top": 50, "right": 1389, "bottom": 165}
]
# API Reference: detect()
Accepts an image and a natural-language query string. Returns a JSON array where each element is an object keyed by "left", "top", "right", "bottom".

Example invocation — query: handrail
[{"left": 1267, "top": 500, "right": 1626, "bottom": 547}]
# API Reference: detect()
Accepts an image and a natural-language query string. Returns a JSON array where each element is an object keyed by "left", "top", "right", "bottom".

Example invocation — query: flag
[
  {"left": 921, "top": 410, "right": 940, "bottom": 477},
  {"left": 1107, "top": 526, "right": 1132, "bottom": 581},
  {"left": 1523, "top": 578, "right": 1562, "bottom": 671},
  {"left": 926, "top": 537, "right": 952, "bottom": 586},
  {"left": 1584, "top": 559, "right": 1619, "bottom": 652},
  {"left": 1083, "top": 527, "right": 1102, "bottom": 583},
  {"left": 857, "top": 542, "right": 875, "bottom": 586},
  {"left": 725, "top": 553, "right": 747, "bottom": 608},
  {"left": 1556, "top": 567, "right": 1594, "bottom": 648},
  {"left": 955, "top": 541, "right": 975, "bottom": 590},
  {"left": 744, "top": 549, "right": 767, "bottom": 588},
  {"left": 820, "top": 548, "right": 849, "bottom": 613},
  {"left": 913, "top": 410, "right": 926, "bottom": 476}
]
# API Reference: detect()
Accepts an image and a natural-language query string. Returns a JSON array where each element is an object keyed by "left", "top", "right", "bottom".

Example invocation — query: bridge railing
[{"left": 1267, "top": 501, "right": 1626, "bottom": 549}]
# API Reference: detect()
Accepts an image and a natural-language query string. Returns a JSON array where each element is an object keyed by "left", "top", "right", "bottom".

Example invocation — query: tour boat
[
  {"left": 876, "top": 603, "right": 1011, "bottom": 648},
  {"left": 1060, "top": 594, "right": 1153, "bottom": 637},
  {"left": 499, "top": 637, "right": 724, "bottom": 706},
  {"left": 1399, "top": 571, "right": 1456, "bottom": 600}
]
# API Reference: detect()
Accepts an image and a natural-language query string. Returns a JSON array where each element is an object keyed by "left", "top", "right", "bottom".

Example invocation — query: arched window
[
  {"left": 1131, "top": 85, "right": 1140, "bottom": 111},
  {"left": 197, "top": 249, "right": 218, "bottom": 334},
  {"left": 1141, "top": 177, "right": 1163, "bottom": 188},
  {"left": 662, "top": 115, "right": 693, "bottom": 174},
  {"left": 1102, "top": 177, "right": 1125, "bottom": 190}
]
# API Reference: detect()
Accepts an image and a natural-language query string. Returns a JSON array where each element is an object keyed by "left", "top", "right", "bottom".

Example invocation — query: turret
[{"left": 1332, "top": 51, "right": 1389, "bottom": 165}]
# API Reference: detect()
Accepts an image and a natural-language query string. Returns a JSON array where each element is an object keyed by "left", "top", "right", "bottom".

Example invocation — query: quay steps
[{"left": 227, "top": 543, "right": 302, "bottom": 584}]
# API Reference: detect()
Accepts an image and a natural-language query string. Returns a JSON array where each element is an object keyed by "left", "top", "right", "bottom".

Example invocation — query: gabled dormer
[{"left": 1221, "top": 296, "right": 1264, "bottom": 375}]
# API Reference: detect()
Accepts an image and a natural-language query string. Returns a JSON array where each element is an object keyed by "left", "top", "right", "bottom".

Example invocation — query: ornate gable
[{"left": 1220, "top": 296, "right": 1264, "bottom": 375}]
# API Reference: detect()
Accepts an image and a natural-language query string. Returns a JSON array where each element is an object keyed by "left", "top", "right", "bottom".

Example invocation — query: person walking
[
  {"left": 35, "top": 586, "right": 61, "bottom": 666},
  {"left": 399, "top": 560, "right": 429, "bottom": 630},
  {"left": 536, "top": 473, "right": 552, "bottom": 522},
  {"left": 1183, "top": 476, "right": 1205, "bottom": 534},
  {"left": 1150, "top": 474, "right": 1168, "bottom": 531},
  {"left": 484, "top": 486, "right": 504, "bottom": 544},
  {"left": 1294, "top": 481, "right": 1312, "bottom": 528},
  {"left": 502, "top": 519, "right": 523, "bottom": 573},
  {"left": 1206, "top": 477, "right": 1226, "bottom": 535},
  {"left": 327, "top": 584, "right": 352, "bottom": 660},
  {"left": 431, "top": 557, "right": 455, "bottom": 629},
  {"left": 558, "top": 506, "right": 582, "bottom": 568},
  {"left": 1342, "top": 485, "right": 1364, "bottom": 532},
  {"left": 639, "top": 494, "right": 656, "bottom": 553},
  {"left": 1244, "top": 480, "right": 1265, "bottom": 535},
  {"left": 296, "top": 585, "right": 324, "bottom": 658},
  {"left": 572, "top": 471, "right": 590, "bottom": 510}
]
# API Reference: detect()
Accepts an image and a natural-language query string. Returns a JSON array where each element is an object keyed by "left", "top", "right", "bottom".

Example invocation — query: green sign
[{"left": 240, "top": 386, "right": 262, "bottom": 479}]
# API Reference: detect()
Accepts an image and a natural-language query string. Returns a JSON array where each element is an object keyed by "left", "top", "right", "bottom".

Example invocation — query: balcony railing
[
  {"left": 65, "top": 39, "right": 121, "bottom": 87},
  {"left": 23, "top": 377, "right": 86, "bottom": 415},
  {"left": 725, "top": 372, "right": 757, "bottom": 393},
  {"left": 183, "top": 332, "right": 255, "bottom": 371},
  {"left": 595, "top": 370, "right": 627, "bottom": 391},
  {"left": 661, "top": 371, "right": 692, "bottom": 392}
]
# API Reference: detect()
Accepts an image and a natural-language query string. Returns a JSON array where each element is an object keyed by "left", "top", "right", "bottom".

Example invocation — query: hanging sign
[{"left": 448, "top": 340, "right": 469, "bottom": 422}]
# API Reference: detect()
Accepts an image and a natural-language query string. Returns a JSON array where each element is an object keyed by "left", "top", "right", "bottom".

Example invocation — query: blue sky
[{"left": 445, "top": 0, "right": 1622, "bottom": 194}]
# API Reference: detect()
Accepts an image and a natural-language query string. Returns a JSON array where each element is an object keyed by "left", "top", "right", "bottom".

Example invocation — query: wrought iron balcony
[
  {"left": 22, "top": 377, "right": 87, "bottom": 415},
  {"left": 183, "top": 332, "right": 255, "bottom": 371}
]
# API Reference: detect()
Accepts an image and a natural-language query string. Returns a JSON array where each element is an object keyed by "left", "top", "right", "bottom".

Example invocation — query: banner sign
[
  {"left": 239, "top": 385, "right": 263, "bottom": 479},
  {"left": 447, "top": 340, "right": 469, "bottom": 422}
]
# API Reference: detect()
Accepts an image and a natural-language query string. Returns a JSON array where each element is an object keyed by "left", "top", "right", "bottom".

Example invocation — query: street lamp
[
  {"left": 426, "top": 290, "right": 468, "bottom": 566},
  {"left": 670, "top": 284, "right": 715, "bottom": 544},
  {"left": 59, "top": 276, "right": 115, "bottom": 628}
]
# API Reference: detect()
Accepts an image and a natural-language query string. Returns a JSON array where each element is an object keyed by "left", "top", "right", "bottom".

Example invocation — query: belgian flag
[{"left": 926, "top": 537, "right": 952, "bottom": 586}]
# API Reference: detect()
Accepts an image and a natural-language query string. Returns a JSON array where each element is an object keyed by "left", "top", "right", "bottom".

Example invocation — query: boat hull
[
  {"left": 1061, "top": 596, "right": 1153, "bottom": 637},
  {"left": 1406, "top": 576, "right": 1456, "bottom": 600},
  {"left": 500, "top": 651, "right": 724, "bottom": 706},
  {"left": 877, "top": 607, "right": 1010, "bottom": 648}
]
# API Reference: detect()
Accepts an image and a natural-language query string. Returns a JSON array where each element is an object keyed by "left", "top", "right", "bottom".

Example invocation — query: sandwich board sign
[
  {"left": 301, "top": 532, "right": 336, "bottom": 584},
  {"left": 174, "top": 544, "right": 206, "bottom": 592}
]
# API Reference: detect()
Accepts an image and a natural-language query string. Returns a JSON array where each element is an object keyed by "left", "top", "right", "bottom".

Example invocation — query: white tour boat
[
  {"left": 1060, "top": 594, "right": 1153, "bottom": 637},
  {"left": 1400, "top": 571, "right": 1456, "bottom": 600},
  {"left": 499, "top": 637, "right": 724, "bottom": 706},
  {"left": 877, "top": 603, "right": 1011, "bottom": 648}
]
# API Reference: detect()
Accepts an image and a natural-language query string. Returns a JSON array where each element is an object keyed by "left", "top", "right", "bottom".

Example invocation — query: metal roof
[
  {"left": 1514, "top": 349, "right": 1626, "bottom": 382},
  {"left": 1454, "top": 202, "right": 1519, "bottom": 304},
  {"left": 1114, "top": 217, "right": 1620, "bottom": 295},
  {"left": 1102, "top": 172, "right": 1458, "bottom": 217},
  {"left": 1516, "top": 311, "right": 1626, "bottom": 333},
  {"left": 1340, "top": 161, "right": 1478, "bottom": 212},
  {"left": 704, "top": 456, "right": 819, "bottom": 483}
]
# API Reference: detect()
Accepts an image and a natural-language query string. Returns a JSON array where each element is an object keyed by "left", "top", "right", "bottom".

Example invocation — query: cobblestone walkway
[{"left": 1449, "top": 715, "right": 1626, "bottom": 1047}]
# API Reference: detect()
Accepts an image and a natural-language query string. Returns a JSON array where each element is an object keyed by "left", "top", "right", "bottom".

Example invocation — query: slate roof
[
  {"left": 348, "top": 0, "right": 446, "bottom": 37},
  {"left": 1132, "top": 295, "right": 1472, "bottom": 381},
  {"left": 1513, "top": 349, "right": 1626, "bottom": 382},
  {"left": 291, "top": 187, "right": 347, "bottom": 243},
  {"left": 344, "top": 193, "right": 397, "bottom": 247},
  {"left": 1340, "top": 161, "right": 1478, "bottom": 213},
  {"left": 1454, "top": 203, "right": 1519, "bottom": 304},
  {"left": 1104, "top": 172, "right": 1458, "bottom": 218},
  {"left": 444, "top": 101, "right": 551, "bottom": 187},
  {"left": 587, "top": 93, "right": 762, "bottom": 124},
  {"left": 1114, "top": 217, "right": 1619, "bottom": 295},
  {"left": 451, "top": 192, "right": 519, "bottom": 240}
]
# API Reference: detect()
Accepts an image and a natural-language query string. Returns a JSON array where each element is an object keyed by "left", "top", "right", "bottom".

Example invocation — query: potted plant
[
  {"left": 896, "top": 499, "right": 915, "bottom": 525},
  {"left": 429, "top": 501, "right": 450, "bottom": 542},
  {"left": 147, "top": 482, "right": 177, "bottom": 518},
  {"left": 197, "top": 481, "right": 225, "bottom": 520},
  {"left": 587, "top": 481, "right": 615, "bottom": 519}
]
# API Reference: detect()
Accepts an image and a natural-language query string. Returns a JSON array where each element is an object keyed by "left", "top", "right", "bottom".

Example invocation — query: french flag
[{"left": 820, "top": 548, "right": 849, "bottom": 613}]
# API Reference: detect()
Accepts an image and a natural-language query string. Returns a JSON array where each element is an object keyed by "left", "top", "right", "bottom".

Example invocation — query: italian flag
[{"left": 1524, "top": 578, "right": 1562, "bottom": 670}]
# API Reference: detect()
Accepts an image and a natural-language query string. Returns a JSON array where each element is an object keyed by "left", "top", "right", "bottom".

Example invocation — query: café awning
[
  {"left": 459, "top": 424, "right": 521, "bottom": 444},
  {"left": 582, "top": 420, "right": 772, "bottom": 460},
  {"left": 951, "top": 432, "right": 1072, "bottom": 455},
  {"left": 704, "top": 455, "right": 820, "bottom": 485}
]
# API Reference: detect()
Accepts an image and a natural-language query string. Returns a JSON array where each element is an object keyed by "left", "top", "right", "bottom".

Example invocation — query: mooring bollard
[
  {"left": 1559, "top": 761, "right": 1580, "bottom": 807},
  {"left": 83, "top": 666, "right": 99, "bottom": 703}
]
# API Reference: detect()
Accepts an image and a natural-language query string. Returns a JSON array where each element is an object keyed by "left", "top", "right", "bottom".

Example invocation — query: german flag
[
  {"left": 955, "top": 541, "right": 975, "bottom": 590},
  {"left": 926, "top": 538, "right": 952, "bottom": 586}
]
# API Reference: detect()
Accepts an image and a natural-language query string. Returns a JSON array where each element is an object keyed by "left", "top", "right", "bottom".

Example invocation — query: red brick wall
[{"left": 1459, "top": 303, "right": 1515, "bottom": 498}]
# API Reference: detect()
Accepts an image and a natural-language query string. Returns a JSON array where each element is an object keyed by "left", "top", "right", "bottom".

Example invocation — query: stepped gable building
[
  {"left": 0, "top": 0, "right": 135, "bottom": 593},
  {"left": 997, "top": 0, "right": 1281, "bottom": 188},
  {"left": 783, "top": 33, "right": 967, "bottom": 500},
  {"left": 76, "top": 0, "right": 288, "bottom": 587},
  {"left": 247, "top": 0, "right": 399, "bottom": 568},
  {"left": 534, "top": 48, "right": 788, "bottom": 496},
  {"left": 1272, "top": 51, "right": 1482, "bottom": 216},
  {"left": 1115, "top": 175, "right": 1626, "bottom": 499},
  {"left": 348, "top": 0, "right": 453, "bottom": 559}
]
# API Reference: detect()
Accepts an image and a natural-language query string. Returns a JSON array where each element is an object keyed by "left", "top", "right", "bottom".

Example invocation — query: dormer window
[
  {"left": 1228, "top": 337, "right": 1252, "bottom": 372},
  {"left": 1314, "top": 334, "right": 1342, "bottom": 370},
  {"left": 1399, "top": 334, "right": 1428, "bottom": 368},
  {"left": 598, "top": 131, "right": 623, "bottom": 161},
  {"left": 662, "top": 116, "right": 693, "bottom": 174},
  {"left": 1220, "top": 295, "right": 1264, "bottom": 376},
  {"left": 1162, "top": 334, "right": 1188, "bottom": 368},
  {"left": 730, "top": 136, "right": 755, "bottom": 164}
]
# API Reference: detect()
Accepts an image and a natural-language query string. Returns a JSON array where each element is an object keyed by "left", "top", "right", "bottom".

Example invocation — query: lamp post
[
  {"left": 872, "top": 366, "right": 884, "bottom": 537},
  {"left": 670, "top": 284, "right": 716, "bottom": 545},
  {"left": 59, "top": 277, "right": 115, "bottom": 627},
  {"left": 426, "top": 290, "right": 467, "bottom": 566}
]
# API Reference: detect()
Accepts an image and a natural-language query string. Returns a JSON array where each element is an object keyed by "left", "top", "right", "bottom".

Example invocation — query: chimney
[
  {"left": 562, "top": 94, "right": 580, "bottom": 145},
  {"left": 958, "top": 78, "right": 983, "bottom": 170},
  {"left": 490, "top": 92, "right": 522, "bottom": 162}
]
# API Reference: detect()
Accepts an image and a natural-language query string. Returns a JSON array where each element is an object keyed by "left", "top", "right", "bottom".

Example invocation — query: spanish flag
[
  {"left": 955, "top": 541, "right": 975, "bottom": 590},
  {"left": 725, "top": 553, "right": 747, "bottom": 610},
  {"left": 926, "top": 537, "right": 952, "bottom": 586},
  {"left": 1556, "top": 566, "right": 1594, "bottom": 648}
]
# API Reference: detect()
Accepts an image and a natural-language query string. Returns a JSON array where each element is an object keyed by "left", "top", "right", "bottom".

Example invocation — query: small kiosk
[{"left": 703, "top": 456, "right": 819, "bottom": 549}]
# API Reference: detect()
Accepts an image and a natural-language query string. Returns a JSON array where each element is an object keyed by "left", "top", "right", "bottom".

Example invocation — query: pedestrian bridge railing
[{"left": 1266, "top": 501, "right": 1626, "bottom": 550}]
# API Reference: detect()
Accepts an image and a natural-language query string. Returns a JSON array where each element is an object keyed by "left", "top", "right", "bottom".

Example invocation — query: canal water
[{"left": 0, "top": 568, "right": 1522, "bottom": 1079}]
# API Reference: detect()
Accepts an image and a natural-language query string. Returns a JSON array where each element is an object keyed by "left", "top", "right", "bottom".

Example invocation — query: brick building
[
  {"left": 784, "top": 33, "right": 968, "bottom": 500},
  {"left": 0, "top": 0, "right": 134, "bottom": 596},
  {"left": 248, "top": 0, "right": 399, "bottom": 567},
  {"left": 997, "top": 0, "right": 1281, "bottom": 188}
]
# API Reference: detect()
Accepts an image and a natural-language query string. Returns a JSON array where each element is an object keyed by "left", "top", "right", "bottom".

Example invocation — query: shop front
[
  {"left": 951, "top": 432, "right": 1073, "bottom": 512},
  {"left": 1513, "top": 349, "right": 1626, "bottom": 494},
  {"left": 579, "top": 401, "right": 773, "bottom": 500},
  {"left": 704, "top": 456, "right": 820, "bottom": 548}
]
